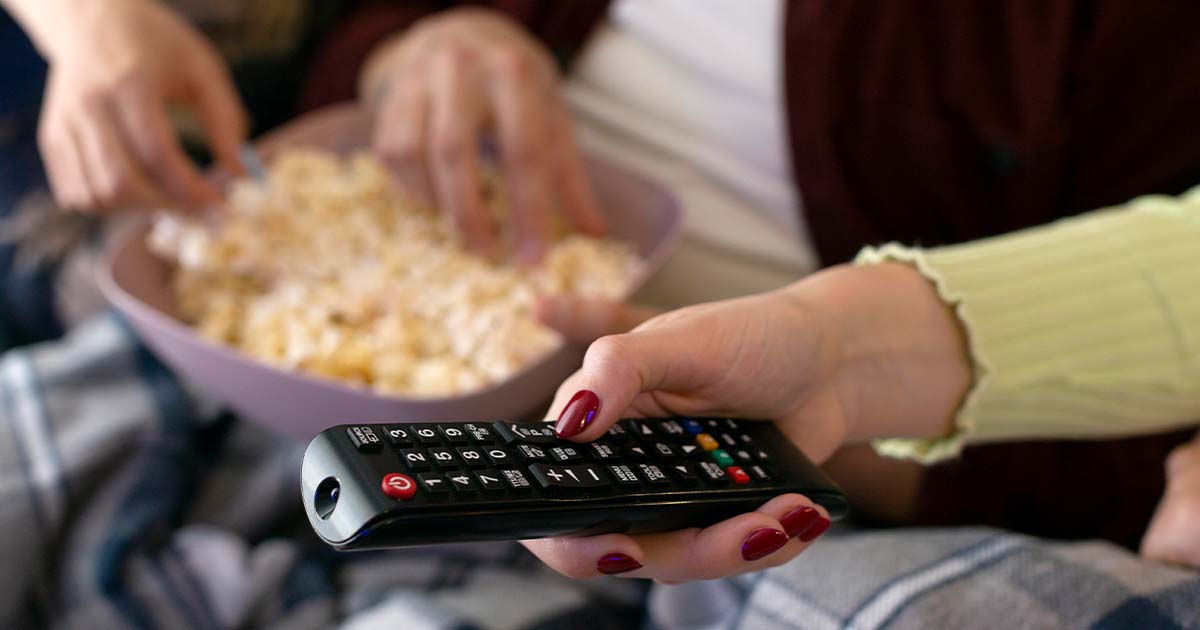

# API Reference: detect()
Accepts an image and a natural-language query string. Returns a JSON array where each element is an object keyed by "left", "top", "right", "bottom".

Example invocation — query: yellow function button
[{"left": 696, "top": 433, "right": 719, "bottom": 451}]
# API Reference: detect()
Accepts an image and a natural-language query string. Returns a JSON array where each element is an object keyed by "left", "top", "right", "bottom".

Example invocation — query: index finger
[{"left": 112, "top": 79, "right": 220, "bottom": 210}]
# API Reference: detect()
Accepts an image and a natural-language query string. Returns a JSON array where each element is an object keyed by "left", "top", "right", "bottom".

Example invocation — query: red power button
[{"left": 381, "top": 473, "right": 417, "bottom": 500}]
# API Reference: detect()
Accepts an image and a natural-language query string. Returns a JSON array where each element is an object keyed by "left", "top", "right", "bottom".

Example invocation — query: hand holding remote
[{"left": 522, "top": 262, "right": 972, "bottom": 581}]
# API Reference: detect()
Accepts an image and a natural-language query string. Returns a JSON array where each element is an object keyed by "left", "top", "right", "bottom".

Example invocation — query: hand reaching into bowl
[
  {"left": 5, "top": 0, "right": 247, "bottom": 212},
  {"left": 361, "top": 8, "right": 607, "bottom": 263},
  {"left": 521, "top": 263, "right": 973, "bottom": 581},
  {"left": 1142, "top": 431, "right": 1200, "bottom": 569}
]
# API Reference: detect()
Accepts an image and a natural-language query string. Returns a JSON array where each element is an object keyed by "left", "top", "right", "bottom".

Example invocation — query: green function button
[{"left": 711, "top": 449, "right": 734, "bottom": 467}]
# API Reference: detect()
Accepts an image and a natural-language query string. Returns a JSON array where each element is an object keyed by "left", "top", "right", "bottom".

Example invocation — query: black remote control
[{"left": 302, "top": 418, "right": 849, "bottom": 550}]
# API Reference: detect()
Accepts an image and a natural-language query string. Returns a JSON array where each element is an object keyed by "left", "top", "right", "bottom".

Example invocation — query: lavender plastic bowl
[{"left": 97, "top": 104, "right": 682, "bottom": 439}]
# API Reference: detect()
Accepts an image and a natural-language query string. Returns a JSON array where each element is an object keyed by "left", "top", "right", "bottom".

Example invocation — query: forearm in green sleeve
[{"left": 859, "top": 186, "right": 1200, "bottom": 464}]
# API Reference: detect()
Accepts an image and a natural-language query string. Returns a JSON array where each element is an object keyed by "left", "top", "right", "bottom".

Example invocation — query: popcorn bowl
[{"left": 98, "top": 104, "right": 682, "bottom": 439}]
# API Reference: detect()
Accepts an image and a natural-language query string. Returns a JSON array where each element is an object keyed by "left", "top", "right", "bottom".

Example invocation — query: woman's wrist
[{"left": 789, "top": 262, "right": 972, "bottom": 443}]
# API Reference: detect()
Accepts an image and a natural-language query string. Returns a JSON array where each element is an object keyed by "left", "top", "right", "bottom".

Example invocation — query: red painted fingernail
[
  {"left": 597, "top": 552, "right": 642, "bottom": 575},
  {"left": 554, "top": 390, "right": 600, "bottom": 438},
  {"left": 799, "top": 517, "right": 831, "bottom": 542},
  {"left": 741, "top": 528, "right": 789, "bottom": 561},
  {"left": 780, "top": 506, "right": 821, "bottom": 539}
]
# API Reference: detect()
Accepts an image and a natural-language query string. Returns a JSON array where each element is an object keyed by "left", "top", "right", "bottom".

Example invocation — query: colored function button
[
  {"left": 696, "top": 434, "right": 719, "bottom": 451},
  {"left": 346, "top": 426, "right": 382, "bottom": 452},
  {"left": 727, "top": 466, "right": 750, "bottom": 485},
  {"left": 711, "top": 449, "right": 735, "bottom": 467},
  {"left": 683, "top": 419, "right": 704, "bottom": 435},
  {"left": 383, "top": 425, "right": 413, "bottom": 446},
  {"left": 381, "top": 473, "right": 417, "bottom": 500}
]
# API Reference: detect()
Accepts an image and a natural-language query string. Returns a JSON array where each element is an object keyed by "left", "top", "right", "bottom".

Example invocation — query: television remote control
[{"left": 302, "top": 418, "right": 849, "bottom": 550}]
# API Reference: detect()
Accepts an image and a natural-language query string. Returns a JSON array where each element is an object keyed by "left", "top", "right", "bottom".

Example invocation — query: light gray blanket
[{"left": 2, "top": 316, "right": 1198, "bottom": 629}]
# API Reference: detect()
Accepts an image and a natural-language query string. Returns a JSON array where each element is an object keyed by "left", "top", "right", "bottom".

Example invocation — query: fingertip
[{"left": 552, "top": 389, "right": 601, "bottom": 439}]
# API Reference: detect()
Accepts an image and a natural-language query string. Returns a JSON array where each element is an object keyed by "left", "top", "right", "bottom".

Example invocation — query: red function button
[
  {"left": 726, "top": 466, "right": 750, "bottom": 485},
  {"left": 381, "top": 473, "right": 417, "bottom": 500}
]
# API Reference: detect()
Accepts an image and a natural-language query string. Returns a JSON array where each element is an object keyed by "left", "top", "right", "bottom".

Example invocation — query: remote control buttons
[
  {"left": 485, "top": 447, "right": 513, "bottom": 465},
  {"left": 727, "top": 466, "right": 750, "bottom": 485},
  {"left": 418, "top": 473, "right": 450, "bottom": 495},
  {"left": 456, "top": 447, "right": 488, "bottom": 468},
  {"left": 412, "top": 426, "right": 441, "bottom": 444},
  {"left": 606, "top": 423, "right": 631, "bottom": 441},
  {"left": 346, "top": 426, "right": 382, "bottom": 452},
  {"left": 607, "top": 464, "right": 640, "bottom": 486},
  {"left": 733, "top": 449, "right": 755, "bottom": 464},
  {"left": 587, "top": 443, "right": 620, "bottom": 460},
  {"left": 500, "top": 468, "right": 534, "bottom": 491},
  {"left": 439, "top": 425, "right": 469, "bottom": 444},
  {"left": 517, "top": 444, "right": 550, "bottom": 462},
  {"left": 718, "top": 433, "right": 738, "bottom": 448},
  {"left": 629, "top": 420, "right": 657, "bottom": 439},
  {"left": 677, "top": 443, "right": 702, "bottom": 458},
  {"left": 624, "top": 445, "right": 650, "bottom": 459},
  {"left": 530, "top": 463, "right": 610, "bottom": 491},
  {"left": 658, "top": 420, "right": 687, "bottom": 439},
  {"left": 670, "top": 463, "right": 699, "bottom": 484},
  {"left": 400, "top": 449, "right": 432, "bottom": 471},
  {"left": 381, "top": 473, "right": 417, "bottom": 500},
  {"left": 651, "top": 442, "right": 677, "bottom": 458},
  {"left": 428, "top": 447, "right": 459, "bottom": 467},
  {"left": 697, "top": 461, "right": 730, "bottom": 484},
  {"left": 495, "top": 422, "right": 557, "bottom": 444},
  {"left": 637, "top": 463, "right": 670, "bottom": 485},
  {"left": 748, "top": 464, "right": 771, "bottom": 481},
  {"left": 463, "top": 423, "right": 496, "bottom": 444},
  {"left": 447, "top": 472, "right": 477, "bottom": 493},
  {"left": 696, "top": 434, "right": 719, "bottom": 451},
  {"left": 383, "top": 425, "right": 413, "bottom": 447},
  {"left": 711, "top": 449, "right": 735, "bottom": 468},
  {"left": 549, "top": 445, "right": 584, "bottom": 463},
  {"left": 683, "top": 419, "right": 703, "bottom": 435},
  {"left": 474, "top": 471, "right": 507, "bottom": 493}
]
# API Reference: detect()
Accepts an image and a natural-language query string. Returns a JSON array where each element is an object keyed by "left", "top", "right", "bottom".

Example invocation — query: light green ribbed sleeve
[{"left": 858, "top": 187, "right": 1200, "bottom": 464}]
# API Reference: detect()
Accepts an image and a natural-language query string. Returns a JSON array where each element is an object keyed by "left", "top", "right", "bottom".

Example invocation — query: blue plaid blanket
[{"left": 2, "top": 315, "right": 1198, "bottom": 629}]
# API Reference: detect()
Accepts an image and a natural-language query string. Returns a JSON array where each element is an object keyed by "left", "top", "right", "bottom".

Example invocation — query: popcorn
[{"left": 149, "top": 149, "right": 639, "bottom": 396}]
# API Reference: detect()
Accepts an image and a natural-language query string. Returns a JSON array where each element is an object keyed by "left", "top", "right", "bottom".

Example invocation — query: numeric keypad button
[
  {"left": 474, "top": 471, "right": 506, "bottom": 493},
  {"left": 418, "top": 473, "right": 450, "bottom": 495},
  {"left": 383, "top": 425, "right": 413, "bottom": 447},
  {"left": 456, "top": 447, "right": 488, "bottom": 468},
  {"left": 400, "top": 449, "right": 432, "bottom": 471},
  {"left": 637, "top": 463, "right": 670, "bottom": 485},
  {"left": 463, "top": 423, "right": 496, "bottom": 444},
  {"left": 439, "top": 425, "right": 469, "bottom": 444},
  {"left": 447, "top": 472, "right": 477, "bottom": 493},
  {"left": 412, "top": 425, "right": 441, "bottom": 444},
  {"left": 485, "top": 447, "right": 513, "bottom": 466},
  {"left": 428, "top": 447, "right": 459, "bottom": 467},
  {"left": 697, "top": 461, "right": 730, "bottom": 485}
]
